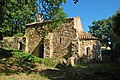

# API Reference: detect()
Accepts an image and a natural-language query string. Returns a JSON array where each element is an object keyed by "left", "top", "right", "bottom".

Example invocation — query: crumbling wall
[
  {"left": 25, "top": 24, "right": 53, "bottom": 58},
  {"left": 2, "top": 37, "right": 19, "bottom": 49},
  {"left": 25, "top": 26, "right": 44, "bottom": 55}
]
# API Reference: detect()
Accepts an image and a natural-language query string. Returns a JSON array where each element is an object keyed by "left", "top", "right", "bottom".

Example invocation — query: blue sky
[{"left": 63, "top": 0, "right": 120, "bottom": 32}]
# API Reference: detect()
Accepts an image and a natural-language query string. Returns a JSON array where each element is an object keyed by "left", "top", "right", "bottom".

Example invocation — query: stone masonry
[
  {"left": 23, "top": 16, "right": 100, "bottom": 61},
  {"left": 2, "top": 16, "right": 101, "bottom": 64}
]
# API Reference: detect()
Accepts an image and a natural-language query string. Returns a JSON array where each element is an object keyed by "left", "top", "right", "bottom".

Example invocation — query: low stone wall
[{"left": 2, "top": 37, "right": 19, "bottom": 49}]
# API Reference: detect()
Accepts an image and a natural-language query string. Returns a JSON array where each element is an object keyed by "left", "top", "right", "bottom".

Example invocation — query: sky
[{"left": 63, "top": 0, "right": 120, "bottom": 32}]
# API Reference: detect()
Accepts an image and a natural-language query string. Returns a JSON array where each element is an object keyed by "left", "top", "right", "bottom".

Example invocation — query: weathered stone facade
[
  {"left": 79, "top": 32, "right": 100, "bottom": 57},
  {"left": 1, "top": 16, "right": 100, "bottom": 63},
  {"left": 1, "top": 36, "right": 26, "bottom": 51},
  {"left": 23, "top": 16, "right": 100, "bottom": 61}
]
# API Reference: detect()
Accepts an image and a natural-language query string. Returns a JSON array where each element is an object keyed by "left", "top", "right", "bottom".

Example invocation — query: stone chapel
[{"left": 23, "top": 16, "right": 100, "bottom": 60}]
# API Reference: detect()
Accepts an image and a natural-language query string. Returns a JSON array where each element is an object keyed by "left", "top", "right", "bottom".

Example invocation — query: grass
[
  {"left": 0, "top": 73, "right": 48, "bottom": 80},
  {"left": 37, "top": 62, "right": 120, "bottom": 80},
  {"left": 0, "top": 48, "right": 120, "bottom": 80}
]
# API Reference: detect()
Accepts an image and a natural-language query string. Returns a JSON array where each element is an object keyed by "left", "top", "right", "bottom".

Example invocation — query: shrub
[
  {"left": 14, "top": 33, "right": 24, "bottom": 37},
  {"left": 12, "top": 51, "right": 40, "bottom": 62},
  {"left": 39, "top": 58, "right": 59, "bottom": 67},
  {"left": 11, "top": 51, "right": 59, "bottom": 67}
]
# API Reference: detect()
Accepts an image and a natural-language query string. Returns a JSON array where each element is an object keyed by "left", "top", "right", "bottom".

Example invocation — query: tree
[
  {"left": 112, "top": 10, "right": 120, "bottom": 36},
  {"left": 89, "top": 18, "right": 115, "bottom": 49},
  {"left": 37, "top": 0, "right": 79, "bottom": 20},
  {"left": 37, "top": 0, "right": 67, "bottom": 31},
  {"left": 89, "top": 10, "right": 120, "bottom": 60},
  {"left": 112, "top": 10, "right": 120, "bottom": 58},
  {"left": 37, "top": 0, "right": 79, "bottom": 31},
  {"left": 0, "top": 0, "right": 38, "bottom": 38},
  {"left": 0, "top": 0, "right": 79, "bottom": 38}
]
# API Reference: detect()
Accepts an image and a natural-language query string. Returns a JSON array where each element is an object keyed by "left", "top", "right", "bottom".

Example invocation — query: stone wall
[
  {"left": 2, "top": 37, "right": 19, "bottom": 50},
  {"left": 25, "top": 24, "right": 54, "bottom": 58},
  {"left": 24, "top": 19, "right": 80, "bottom": 58},
  {"left": 44, "top": 33, "right": 53, "bottom": 58},
  {"left": 73, "top": 17, "right": 84, "bottom": 32},
  {"left": 25, "top": 25, "right": 44, "bottom": 56},
  {"left": 52, "top": 20, "right": 79, "bottom": 58},
  {"left": 24, "top": 17, "right": 100, "bottom": 60},
  {"left": 79, "top": 39, "right": 100, "bottom": 58}
]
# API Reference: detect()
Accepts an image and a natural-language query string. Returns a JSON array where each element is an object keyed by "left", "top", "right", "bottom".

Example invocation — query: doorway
[
  {"left": 18, "top": 42, "right": 22, "bottom": 50},
  {"left": 39, "top": 44, "right": 44, "bottom": 58}
]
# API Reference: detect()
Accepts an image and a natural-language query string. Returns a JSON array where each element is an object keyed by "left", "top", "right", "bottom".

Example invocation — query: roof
[{"left": 78, "top": 32, "right": 99, "bottom": 40}]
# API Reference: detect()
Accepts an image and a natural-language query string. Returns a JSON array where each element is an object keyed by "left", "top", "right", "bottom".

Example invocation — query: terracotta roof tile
[{"left": 78, "top": 32, "right": 99, "bottom": 40}]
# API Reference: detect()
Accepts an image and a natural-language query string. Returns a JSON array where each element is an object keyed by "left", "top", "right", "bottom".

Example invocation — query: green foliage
[
  {"left": 11, "top": 51, "right": 58, "bottom": 67},
  {"left": 37, "top": 0, "right": 67, "bottom": 32},
  {"left": 48, "top": 8, "right": 67, "bottom": 32},
  {"left": 37, "top": 0, "right": 79, "bottom": 33},
  {"left": 89, "top": 10, "right": 120, "bottom": 59},
  {"left": 112, "top": 10, "right": 120, "bottom": 36},
  {"left": 12, "top": 51, "right": 40, "bottom": 62},
  {"left": 38, "top": 0, "right": 67, "bottom": 20},
  {"left": 39, "top": 58, "right": 58, "bottom": 67},
  {"left": 0, "top": 0, "right": 79, "bottom": 38},
  {"left": 89, "top": 18, "right": 114, "bottom": 49},
  {"left": 114, "top": 42, "right": 120, "bottom": 57},
  {"left": 0, "top": 0, "right": 38, "bottom": 37},
  {"left": 14, "top": 33, "right": 24, "bottom": 37}
]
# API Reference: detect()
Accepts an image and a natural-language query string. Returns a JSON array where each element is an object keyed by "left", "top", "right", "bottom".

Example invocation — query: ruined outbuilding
[{"left": 22, "top": 16, "right": 100, "bottom": 61}]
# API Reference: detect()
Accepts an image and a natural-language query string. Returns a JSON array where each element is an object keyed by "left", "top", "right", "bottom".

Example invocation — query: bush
[
  {"left": 11, "top": 51, "right": 58, "bottom": 67},
  {"left": 12, "top": 51, "right": 40, "bottom": 62},
  {"left": 14, "top": 33, "right": 24, "bottom": 37},
  {"left": 114, "top": 42, "right": 120, "bottom": 57},
  {"left": 39, "top": 58, "right": 58, "bottom": 67}
]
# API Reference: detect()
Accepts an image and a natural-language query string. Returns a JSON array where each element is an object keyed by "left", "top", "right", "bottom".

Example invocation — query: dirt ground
[{"left": 0, "top": 57, "right": 120, "bottom": 80}]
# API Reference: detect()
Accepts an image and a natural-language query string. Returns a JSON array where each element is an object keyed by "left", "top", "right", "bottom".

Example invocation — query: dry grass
[
  {"left": 0, "top": 60, "right": 120, "bottom": 80},
  {"left": 0, "top": 48, "right": 120, "bottom": 80},
  {"left": 0, "top": 73, "right": 48, "bottom": 80}
]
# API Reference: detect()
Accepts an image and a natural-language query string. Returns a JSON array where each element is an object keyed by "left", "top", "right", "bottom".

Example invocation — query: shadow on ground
[
  {"left": 40, "top": 63, "right": 120, "bottom": 80},
  {"left": 0, "top": 48, "right": 13, "bottom": 58},
  {"left": 0, "top": 48, "right": 120, "bottom": 80},
  {"left": 0, "top": 48, "right": 37, "bottom": 75}
]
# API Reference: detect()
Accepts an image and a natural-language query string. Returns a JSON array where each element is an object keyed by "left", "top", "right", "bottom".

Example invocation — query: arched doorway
[{"left": 86, "top": 47, "right": 90, "bottom": 56}]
